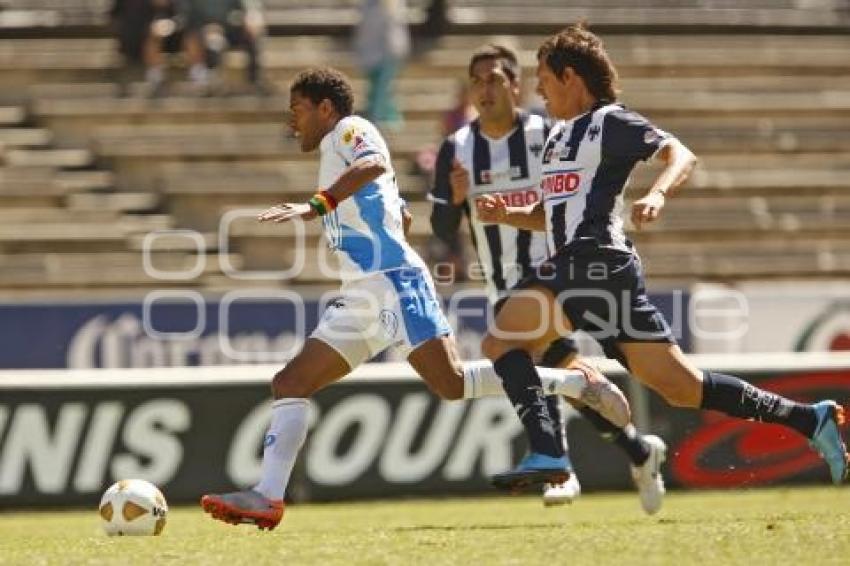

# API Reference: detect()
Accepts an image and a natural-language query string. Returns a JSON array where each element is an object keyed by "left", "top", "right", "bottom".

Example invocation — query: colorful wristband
[
  {"left": 319, "top": 190, "right": 338, "bottom": 210},
  {"left": 308, "top": 195, "right": 328, "bottom": 216}
]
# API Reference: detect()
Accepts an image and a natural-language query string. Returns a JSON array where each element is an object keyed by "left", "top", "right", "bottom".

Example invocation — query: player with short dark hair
[
  {"left": 199, "top": 66, "right": 632, "bottom": 530},
  {"left": 431, "top": 43, "right": 666, "bottom": 512},
  {"left": 476, "top": 24, "right": 848, "bottom": 490},
  {"left": 289, "top": 68, "right": 355, "bottom": 117}
]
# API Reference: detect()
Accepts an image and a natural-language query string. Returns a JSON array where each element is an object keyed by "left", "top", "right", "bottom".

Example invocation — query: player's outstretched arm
[
  {"left": 323, "top": 154, "right": 389, "bottom": 203},
  {"left": 631, "top": 139, "right": 697, "bottom": 229},
  {"left": 258, "top": 155, "right": 387, "bottom": 223},
  {"left": 477, "top": 195, "right": 547, "bottom": 231}
]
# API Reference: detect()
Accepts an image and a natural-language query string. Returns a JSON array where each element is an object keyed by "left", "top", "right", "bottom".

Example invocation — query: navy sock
[
  {"left": 493, "top": 349, "right": 564, "bottom": 458},
  {"left": 701, "top": 371, "right": 817, "bottom": 438},
  {"left": 578, "top": 406, "right": 650, "bottom": 466}
]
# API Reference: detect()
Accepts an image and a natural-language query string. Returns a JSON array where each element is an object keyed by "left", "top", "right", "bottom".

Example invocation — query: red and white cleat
[{"left": 200, "top": 490, "right": 284, "bottom": 531}]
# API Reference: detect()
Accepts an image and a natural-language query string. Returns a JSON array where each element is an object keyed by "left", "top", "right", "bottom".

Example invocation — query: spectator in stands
[
  {"left": 422, "top": 0, "right": 448, "bottom": 38},
  {"left": 354, "top": 0, "right": 411, "bottom": 129},
  {"left": 179, "top": 0, "right": 268, "bottom": 95},
  {"left": 110, "top": 0, "right": 181, "bottom": 98}
]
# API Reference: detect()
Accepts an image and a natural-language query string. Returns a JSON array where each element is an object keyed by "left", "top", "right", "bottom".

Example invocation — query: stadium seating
[{"left": 0, "top": 5, "right": 849, "bottom": 292}]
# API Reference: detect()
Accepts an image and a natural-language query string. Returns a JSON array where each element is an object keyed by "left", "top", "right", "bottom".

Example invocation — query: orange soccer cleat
[{"left": 200, "top": 490, "right": 284, "bottom": 531}]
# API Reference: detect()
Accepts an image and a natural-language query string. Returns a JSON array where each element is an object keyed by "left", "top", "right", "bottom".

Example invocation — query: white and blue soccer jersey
[
  {"left": 430, "top": 112, "right": 550, "bottom": 303},
  {"left": 318, "top": 115, "right": 427, "bottom": 281},
  {"left": 311, "top": 115, "right": 450, "bottom": 366},
  {"left": 540, "top": 103, "right": 673, "bottom": 255}
]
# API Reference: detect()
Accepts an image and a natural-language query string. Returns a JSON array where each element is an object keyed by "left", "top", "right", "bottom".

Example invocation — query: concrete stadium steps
[
  {"left": 0, "top": 214, "right": 172, "bottom": 255},
  {"left": 638, "top": 239, "right": 850, "bottom": 280},
  {"left": 79, "top": 121, "right": 850, "bottom": 199},
  {"left": 677, "top": 166, "right": 850, "bottom": 199},
  {"left": 213, "top": 230, "right": 850, "bottom": 283},
  {"left": 0, "top": 207, "right": 122, "bottom": 223},
  {"left": 424, "top": 34, "right": 850, "bottom": 77},
  {"left": 5, "top": 0, "right": 848, "bottom": 33},
  {"left": 633, "top": 195, "right": 850, "bottom": 237},
  {"left": 0, "top": 251, "right": 234, "bottom": 288},
  {"left": 0, "top": 106, "right": 26, "bottom": 125},
  {"left": 0, "top": 128, "right": 51, "bottom": 148},
  {"left": 0, "top": 0, "right": 111, "bottom": 27},
  {"left": 66, "top": 191, "right": 160, "bottom": 214},
  {"left": 80, "top": 122, "right": 434, "bottom": 192},
  {"left": 446, "top": 3, "right": 850, "bottom": 29},
  {"left": 93, "top": 124, "right": 290, "bottom": 157},
  {"left": 4, "top": 148, "right": 93, "bottom": 168},
  {"left": 0, "top": 29, "right": 848, "bottom": 288},
  {"left": 29, "top": 95, "right": 292, "bottom": 143},
  {"left": 2, "top": 34, "right": 850, "bottom": 95},
  {"left": 0, "top": 167, "right": 114, "bottom": 206}
]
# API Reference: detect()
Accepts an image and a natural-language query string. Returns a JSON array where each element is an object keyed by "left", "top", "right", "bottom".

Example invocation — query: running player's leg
[
  {"left": 618, "top": 340, "right": 848, "bottom": 483},
  {"left": 543, "top": 339, "right": 653, "bottom": 476},
  {"left": 610, "top": 254, "right": 848, "bottom": 484},
  {"left": 407, "top": 334, "right": 464, "bottom": 400},
  {"left": 201, "top": 292, "right": 374, "bottom": 529},
  {"left": 479, "top": 284, "right": 574, "bottom": 488},
  {"left": 200, "top": 338, "right": 352, "bottom": 529},
  {"left": 541, "top": 338, "right": 666, "bottom": 513}
]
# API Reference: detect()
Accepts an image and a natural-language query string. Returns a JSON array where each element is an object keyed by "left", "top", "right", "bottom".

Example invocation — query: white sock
[
  {"left": 462, "top": 360, "right": 587, "bottom": 399},
  {"left": 537, "top": 366, "right": 588, "bottom": 399},
  {"left": 253, "top": 398, "right": 309, "bottom": 501},
  {"left": 462, "top": 360, "right": 506, "bottom": 398}
]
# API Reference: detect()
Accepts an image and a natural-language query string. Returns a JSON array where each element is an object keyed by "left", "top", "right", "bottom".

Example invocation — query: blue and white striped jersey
[
  {"left": 430, "top": 111, "right": 550, "bottom": 303},
  {"left": 318, "top": 115, "right": 426, "bottom": 281},
  {"left": 540, "top": 103, "right": 673, "bottom": 255}
]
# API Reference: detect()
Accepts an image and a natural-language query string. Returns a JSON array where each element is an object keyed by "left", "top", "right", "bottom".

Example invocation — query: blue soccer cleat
[
  {"left": 809, "top": 400, "right": 849, "bottom": 485},
  {"left": 491, "top": 452, "right": 572, "bottom": 492}
]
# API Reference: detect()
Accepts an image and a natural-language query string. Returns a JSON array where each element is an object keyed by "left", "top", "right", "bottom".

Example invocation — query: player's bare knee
[
  {"left": 271, "top": 368, "right": 315, "bottom": 399},
  {"left": 437, "top": 377, "right": 464, "bottom": 401},
  {"left": 481, "top": 333, "right": 507, "bottom": 361},
  {"left": 421, "top": 369, "right": 464, "bottom": 401}
]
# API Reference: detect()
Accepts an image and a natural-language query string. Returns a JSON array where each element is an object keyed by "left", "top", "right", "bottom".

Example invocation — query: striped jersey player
[
  {"left": 430, "top": 111, "right": 549, "bottom": 303},
  {"left": 538, "top": 102, "right": 669, "bottom": 255}
]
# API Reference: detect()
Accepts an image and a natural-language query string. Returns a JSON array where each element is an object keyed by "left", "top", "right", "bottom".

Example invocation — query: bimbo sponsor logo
[
  {"left": 541, "top": 170, "right": 581, "bottom": 197},
  {"left": 474, "top": 189, "right": 539, "bottom": 210}
]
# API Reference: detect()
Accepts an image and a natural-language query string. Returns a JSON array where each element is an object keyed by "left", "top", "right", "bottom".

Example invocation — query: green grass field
[{"left": 1, "top": 487, "right": 848, "bottom": 565}]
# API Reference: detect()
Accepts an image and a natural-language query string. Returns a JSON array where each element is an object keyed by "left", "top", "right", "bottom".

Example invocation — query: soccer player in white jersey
[
  {"left": 200, "top": 67, "right": 631, "bottom": 530},
  {"left": 476, "top": 24, "right": 848, "bottom": 490},
  {"left": 430, "top": 44, "right": 666, "bottom": 513}
]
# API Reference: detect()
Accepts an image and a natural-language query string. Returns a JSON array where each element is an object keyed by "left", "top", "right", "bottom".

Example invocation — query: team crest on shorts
[{"left": 379, "top": 309, "right": 399, "bottom": 339}]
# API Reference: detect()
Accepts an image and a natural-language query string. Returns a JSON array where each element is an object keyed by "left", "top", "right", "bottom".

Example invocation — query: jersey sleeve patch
[
  {"left": 338, "top": 124, "right": 382, "bottom": 162},
  {"left": 602, "top": 109, "right": 672, "bottom": 162}
]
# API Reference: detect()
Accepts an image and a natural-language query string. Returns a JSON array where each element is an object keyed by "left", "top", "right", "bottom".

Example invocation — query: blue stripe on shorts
[{"left": 383, "top": 268, "right": 452, "bottom": 347}]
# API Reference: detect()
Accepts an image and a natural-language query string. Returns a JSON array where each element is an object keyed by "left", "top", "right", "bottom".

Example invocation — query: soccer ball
[{"left": 98, "top": 479, "right": 168, "bottom": 536}]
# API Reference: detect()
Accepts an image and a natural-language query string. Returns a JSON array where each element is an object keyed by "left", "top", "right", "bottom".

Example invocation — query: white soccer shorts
[{"left": 310, "top": 267, "right": 452, "bottom": 368}]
